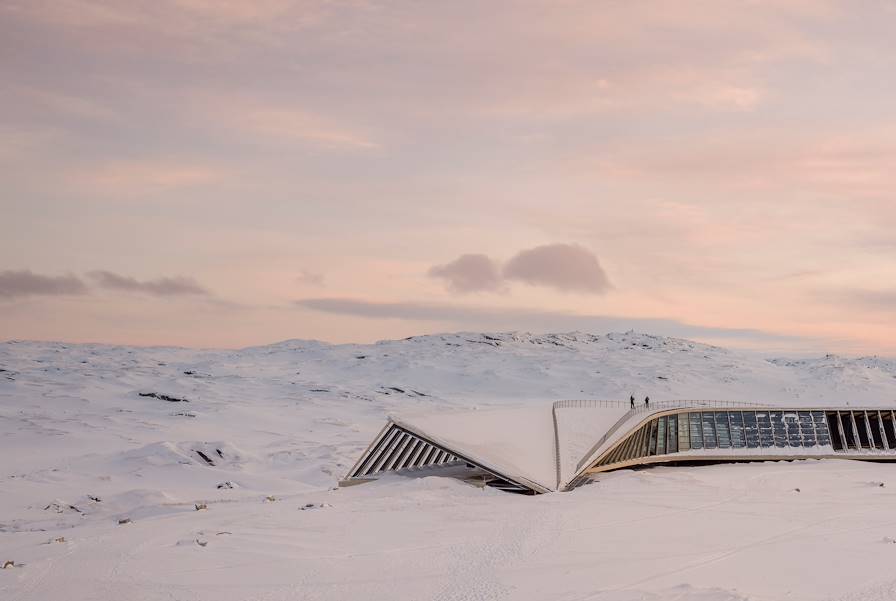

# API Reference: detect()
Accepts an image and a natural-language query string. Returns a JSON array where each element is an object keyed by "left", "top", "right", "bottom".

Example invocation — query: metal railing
[
  {"left": 553, "top": 399, "right": 630, "bottom": 409},
  {"left": 551, "top": 400, "right": 623, "bottom": 488}
]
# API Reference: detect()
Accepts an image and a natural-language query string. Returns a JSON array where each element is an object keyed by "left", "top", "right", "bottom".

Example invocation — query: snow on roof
[
  {"left": 391, "top": 406, "right": 558, "bottom": 492},
  {"left": 390, "top": 402, "right": 633, "bottom": 491},
  {"left": 389, "top": 401, "right": 784, "bottom": 492},
  {"left": 553, "top": 404, "right": 630, "bottom": 489}
]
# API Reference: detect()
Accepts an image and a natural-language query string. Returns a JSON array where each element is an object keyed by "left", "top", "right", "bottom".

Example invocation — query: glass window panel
[
  {"left": 667, "top": 414, "right": 679, "bottom": 453},
  {"left": 702, "top": 412, "right": 718, "bottom": 449},
  {"left": 633, "top": 430, "right": 647, "bottom": 458},
  {"left": 744, "top": 411, "right": 760, "bottom": 448},
  {"left": 614, "top": 443, "right": 628, "bottom": 463},
  {"left": 729, "top": 412, "right": 746, "bottom": 448},
  {"left": 398, "top": 439, "right": 422, "bottom": 469},
  {"left": 598, "top": 442, "right": 616, "bottom": 465},
  {"left": 623, "top": 428, "right": 639, "bottom": 462},
  {"left": 656, "top": 416, "right": 667, "bottom": 455},
  {"left": 648, "top": 420, "right": 658, "bottom": 456},
  {"left": 678, "top": 412, "right": 690, "bottom": 451},
  {"left": 756, "top": 412, "right": 773, "bottom": 447},
  {"left": 882, "top": 412, "right": 896, "bottom": 449},
  {"left": 617, "top": 436, "right": 634, "bottom": 462},
  {"left": 826, "top": 412, "right": 844, "bottom": 450},
  {"left": 854, "top": 412, "right": 871, "bottom": 449},
  {"left": 604, "top": 445, "right": 622, "bottom": 465},
  {"left": 689, "top": 412, "right": 703, "bottom": 449},
  {"left": 610, "top": 436, "right": 630, "bottom": 463},
  {"left": 841, "top": 412, "right": 857, "bottom": 449},
  {"left": 799, "top": 411, "right": 816, "bottom": 446},
  {"left": 641, "top": 424, "right": 652, "bottom": 457},
  {"left": 769, "top": 411, "right": 787, "bottom": 447},
  {"left": 715, "top": 412, "right": 731, "bottom": 448},
  {"left": 812, "top": 411, "right": 830, "bottom": 446},
  {"left": 784, "top": 412, "right": 802, "bottom": 447},
  {"left": 868, "top": 412, "right": 884, "bottom": 449},
  {"left": 636, "top": 426, "right": 647, "bottom": 457}
]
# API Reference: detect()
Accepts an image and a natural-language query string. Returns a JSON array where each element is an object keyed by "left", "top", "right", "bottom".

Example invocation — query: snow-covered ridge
[{"left": 3, "top": 329, "right": 896, "bottom": 493}]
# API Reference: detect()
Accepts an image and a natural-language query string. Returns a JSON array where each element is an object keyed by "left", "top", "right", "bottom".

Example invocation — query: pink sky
[{"left": 2, "top": 1, "right": 896, "bottom": 353}]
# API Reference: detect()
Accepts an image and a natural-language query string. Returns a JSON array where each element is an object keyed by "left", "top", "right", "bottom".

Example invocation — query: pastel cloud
[
  {"left": 88, "top": 271, "right": 209, "bottom": 296},
  {"left": 0, "top": 270, "right": 87, "bottom": 299},
  {"left": 503, "top": 244, "right": 611, "bottom": 293},
  {"left": 428, "top": 254, "right": 502, "bottom": 293},
  {"left": 238, "top": 106, "right": 379, "bottom": 150},
  {"left": 4, "top": 1, "right": 896, "bottom": 353},
  {"left": 429, "top": 245, "right": 610, "bottom": 295}
]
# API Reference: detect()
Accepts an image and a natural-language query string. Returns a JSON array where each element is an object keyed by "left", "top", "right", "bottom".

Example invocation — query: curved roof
[{"left": 343, "top": 401, "right": 896, "bottom": 493}]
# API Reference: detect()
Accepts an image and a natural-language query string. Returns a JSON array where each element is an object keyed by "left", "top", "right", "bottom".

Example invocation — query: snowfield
[{"left": 3, "top": 331, "right": 896, "bottom": 600}]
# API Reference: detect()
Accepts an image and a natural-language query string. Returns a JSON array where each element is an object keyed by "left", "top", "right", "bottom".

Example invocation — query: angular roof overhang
[{"left": 342, "top": 402, "right": 896, "bottom": 494}]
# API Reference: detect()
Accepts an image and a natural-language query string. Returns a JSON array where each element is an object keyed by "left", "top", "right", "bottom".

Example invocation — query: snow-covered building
[{"left": 342, "top": 401, "right": 896, "bottom": 493}]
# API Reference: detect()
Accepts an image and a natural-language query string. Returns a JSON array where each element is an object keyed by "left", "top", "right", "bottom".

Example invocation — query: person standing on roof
[
  {"left": 630, "top": 394, "right": 635, "bottom": 409},
  {"left": 644, "top": 396, "right": 650, "bottom": 408}
]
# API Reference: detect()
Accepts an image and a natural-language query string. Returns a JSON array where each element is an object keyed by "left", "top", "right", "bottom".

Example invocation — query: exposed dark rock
[{"left": 139, "top": 392, "right": 189, "bottom": 403}]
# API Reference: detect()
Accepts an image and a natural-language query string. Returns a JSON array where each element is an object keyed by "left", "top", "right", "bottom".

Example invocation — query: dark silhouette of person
[
  {"left": 644, "top": 396, "right": 650, "bottom": 408},
  {"left": 630, "top": 394, "right": 635, "bottom": 409}
]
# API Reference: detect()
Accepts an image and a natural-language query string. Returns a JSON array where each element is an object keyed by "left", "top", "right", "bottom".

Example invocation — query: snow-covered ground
[{"left": 3, "top": 331, "right": 896, "bottom": 600}]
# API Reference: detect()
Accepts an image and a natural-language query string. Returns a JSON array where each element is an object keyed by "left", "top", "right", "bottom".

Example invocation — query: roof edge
[{"left": 389, "top": 415, "right": 554, "bottom": 493}]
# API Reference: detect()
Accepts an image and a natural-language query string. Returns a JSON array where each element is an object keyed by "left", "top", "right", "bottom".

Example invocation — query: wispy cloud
[
  {"left": 5, "top": 0, "right": 896, "bottom": 352},
  {"left": 3, "top": 0, "right": 313, "bottom": 34},
  {"left": 237, "top": 106, "right": 379, "bottom": 149},
  {"left": 68, "top": 160, "right": 222, "bottom": 196},
  {"left": 185, "top": 93, "right": 380, "bottom": 151},
  {"left": 88, "top": 271, "right": 209, "bottom": 296},
  {"left": 0, "top": 270, "right": 87, "bottom": 299}
]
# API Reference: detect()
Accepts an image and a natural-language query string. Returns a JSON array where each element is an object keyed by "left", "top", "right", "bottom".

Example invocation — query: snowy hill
[
  {"left": 4, "top": 330, "right": 896, "bottom": 490},
  {"left": 4, "top": 331, "right": 896, "bottom": 600}
]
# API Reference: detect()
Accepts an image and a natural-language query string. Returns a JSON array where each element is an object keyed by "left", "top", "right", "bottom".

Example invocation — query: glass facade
[{"left": 590, "top": 409, "right": 896, "bottom": 469}]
